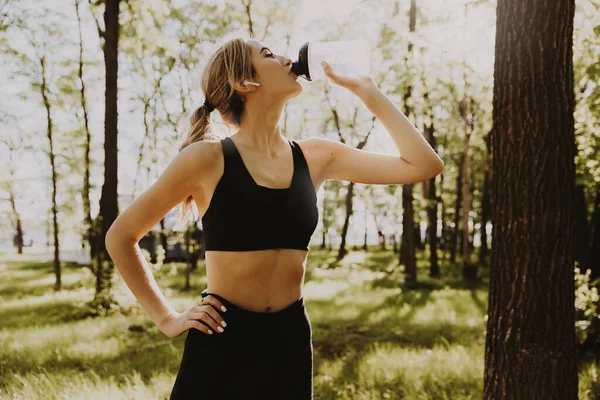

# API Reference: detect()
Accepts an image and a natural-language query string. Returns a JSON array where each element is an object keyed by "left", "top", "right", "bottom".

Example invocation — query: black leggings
[{"left": 170, "top": 290, "right": 313, "bottom": 400}]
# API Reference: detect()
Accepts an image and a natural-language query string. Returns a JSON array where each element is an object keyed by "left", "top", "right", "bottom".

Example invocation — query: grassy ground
[{"left": 0, "top": 246, "right": 598, "bottom": 399}]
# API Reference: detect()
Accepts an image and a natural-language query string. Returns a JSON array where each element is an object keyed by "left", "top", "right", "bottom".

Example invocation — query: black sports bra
[{"left": 201, "top": 136, "right": 319, "bottom": 251}]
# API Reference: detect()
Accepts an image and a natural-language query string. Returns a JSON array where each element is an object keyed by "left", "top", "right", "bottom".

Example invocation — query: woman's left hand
[{"left": 321, "top": 60, "right": 375, "bottom": 94}]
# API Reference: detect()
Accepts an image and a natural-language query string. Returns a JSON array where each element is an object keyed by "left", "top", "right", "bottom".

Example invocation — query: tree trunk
[
  {"left": 459, "top": 92, "right": 476, "bottom": 280},
  {"left": 363, "top": 204, "right": 368, "bottom": 250},
  {"left": 337, "top": 182, "right": 355, "bottom": 260},
  {"left": 399, "top": 0, "right": 417, "bottom": 286},
  {"left": 400, "top": 184, "right": 417, "bottom": 285},
  {"left": 320, "top": 190, "right": 328, "bottom": 249},
  {"left": 373, "top": 213, "right": 386, "bottom": 250},
  {"left": 484, "top": 0, "right": 577, "bottom": 397},
  {"left": 336, "top": 133, "right": 374, "bottom": 260},
  {"left": 440, "top": 170, "right": 447, "bottom": 252},
  {"left": 9, "top": 188, "right": 24, "bottom": 254},
  {"left": 159, "top": 217, "right": 168, "bottom": 255},
  {"left": 94, "top": 0, "right": 121, "bottom": 309},
  {"left": 584, "top": 185, "right": 600, "bottom": 354},
  {"left": 39, "top": 55, "right": 61, "bottom": 291},
  {"left": 574, "top": 183, "right": 590, "bottom": 270},
  {"left": 415, "top": 221, "right": 423, "bottom": 251},
  {"left": 480, "top": 130, "right": 492, "bottom": 266},
  {"left": 14, "top": 218, "right": 24, "bottom": 254},
  {"left": 423, "top": 121, "right": 440, "bottom": 278},
  {"left": 587, "top": 185, "right": 600, "bottom": 283},
  {"left": 75, "top": 0, "right": 95, "bottom": 264},
  {"left": 450, "top": 154, "right": 463, "bottom": 264}
]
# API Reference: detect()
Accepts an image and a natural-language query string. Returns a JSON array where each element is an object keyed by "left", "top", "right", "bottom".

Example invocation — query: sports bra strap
[
  {"left": 221, "top": 136, "right": 309, "bottom": 184},
  {"left": 290, "top": 139, "right": 309, "bottom": 174},
  {"left": 220, "top": 136, "right": 243, "bottom": 177}
]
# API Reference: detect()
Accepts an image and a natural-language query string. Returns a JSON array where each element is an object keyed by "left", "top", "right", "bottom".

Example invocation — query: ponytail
[{"left": 174, "top": 99, "right": 220, "bottom": 229}]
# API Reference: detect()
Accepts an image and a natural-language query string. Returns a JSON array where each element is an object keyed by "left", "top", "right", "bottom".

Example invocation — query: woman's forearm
[
  {"left": 106, "top": 235, "right": 177, "bottom": 328},
  {"left": 354, "top": 83, "right": 444, "bottom": 171}
]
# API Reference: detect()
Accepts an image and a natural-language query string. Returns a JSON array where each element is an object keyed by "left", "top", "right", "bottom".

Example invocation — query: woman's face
[{"left": 247, "top": 39, "right": 302, "bottom": 99}]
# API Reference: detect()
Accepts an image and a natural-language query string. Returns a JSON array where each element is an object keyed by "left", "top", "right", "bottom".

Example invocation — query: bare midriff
[{"left": 203, "top": 249, "right": 308, "bottom": 313}]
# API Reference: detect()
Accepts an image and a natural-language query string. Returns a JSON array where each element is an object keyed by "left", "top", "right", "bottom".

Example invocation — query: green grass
[{"left": 0, "top": 246, "right": 598, "bottom": 399}]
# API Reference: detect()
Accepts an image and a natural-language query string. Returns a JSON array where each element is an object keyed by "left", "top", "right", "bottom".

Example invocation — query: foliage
[{"left": 574, "top": 263, "right": 600, "bottom": 345}]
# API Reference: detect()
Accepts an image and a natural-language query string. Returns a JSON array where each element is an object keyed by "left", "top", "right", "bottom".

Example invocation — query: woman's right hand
[{"left": 159, "top": 296, "right": 228, "bottom": 339}]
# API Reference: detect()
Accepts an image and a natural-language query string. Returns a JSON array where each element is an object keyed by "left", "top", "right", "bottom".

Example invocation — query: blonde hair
[{"left": 175, "top": 33, "right": 257, "bottom": 228}]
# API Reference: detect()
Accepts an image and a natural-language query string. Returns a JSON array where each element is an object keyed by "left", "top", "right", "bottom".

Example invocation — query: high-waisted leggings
[{"left": 169, "top": 290, "right": 313, "bottom": 400}]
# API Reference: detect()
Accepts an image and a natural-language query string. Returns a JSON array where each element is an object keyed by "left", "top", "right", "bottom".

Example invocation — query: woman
[{"left": 105, "top": 35, "right": 444, "bottom": 400}]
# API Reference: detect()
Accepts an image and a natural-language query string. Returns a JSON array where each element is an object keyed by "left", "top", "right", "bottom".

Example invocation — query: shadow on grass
[
  {"left": 1, "top": 250, "right": 489, "bottom": 397},
  {"left": 0, "top": 260, "right": 91, "bottom": 300},
  {"left": 308, "top": 289, "right": 485, "bottom": 395},
  {"left": 1, "top": 301, "right": 79, "bottom": 329},
  {"left": 2, "top": 326, "right": 183, "bottom": 389}
]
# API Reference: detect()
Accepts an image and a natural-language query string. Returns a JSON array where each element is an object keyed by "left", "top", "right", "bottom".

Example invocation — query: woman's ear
[{"left": 232, "top": 79, "right": 260, "bottom": 94}]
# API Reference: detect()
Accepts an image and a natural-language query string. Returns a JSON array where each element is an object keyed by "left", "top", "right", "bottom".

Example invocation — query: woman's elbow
[
  {"left": 105, "top": 224, "right": 132, "bottom": 254},
  {"left": 105, "top": 227, "right": 119, "bottom": 255}
]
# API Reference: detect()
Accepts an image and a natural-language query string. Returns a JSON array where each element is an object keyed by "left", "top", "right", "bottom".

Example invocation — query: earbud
[{"left": 243, "top": 80, "right": 261, "bottom": 87}]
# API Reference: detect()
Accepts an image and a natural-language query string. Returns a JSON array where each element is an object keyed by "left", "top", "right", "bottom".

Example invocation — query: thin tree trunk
[
  {"left": 363, "top": 203, "right": 368, "bottom": 250},
  {"left": 74, "top": 0, "right": 94, "bottom": 265},
  {"left": 480, "top": 130, "right": 492, "bottom": 266},
  {"left": 450, "top": 154, "right": 463, "bottom": 264},
  {"left": 574, "top": 183, "right": 590, "bottom": 270},
  {"left": 587, "top": 185, "right": 600, "bottom": 283},
  {"left": 337, "top": 182, "right": 354, "bottom": 260},
  {"left": 11, "top": 195, "right": 24, "bottom": 254},
  {"left": 373, "top": 213, "right": 386, "bottom": 250},
  {"left": 334, "top": 119, "right": 376, "bottom": 260},
  {"left": 440, "top": 169, "right": 447, "bottom": 252},
  {"left": 94, "top": 0, "right": 121, "bottom": 308},
  {"left": 321, "top": 189, "right": 328, "bottom": 249},
  {"left": 39, "top": 55, "right": 61, "bottom": 291},
  {"left": 423, "top": 121, "right": 440, "bottom": 277},
  {"left": 159, "top": 218, "right": 168, "bottom": 257},
  {"left": 459, "top": 90, "right": 476, "bottom": 280},
  {"left": 399, "top": 0, "right": 418, "bottom": 286}
]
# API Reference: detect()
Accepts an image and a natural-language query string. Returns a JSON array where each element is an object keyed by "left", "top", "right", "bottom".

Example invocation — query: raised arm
[
  {"left": 105, "top": 141, "right": 218, "bottom": 336},
  {"left": 314, "top": 61, "right": 444, "bottom": 185}
]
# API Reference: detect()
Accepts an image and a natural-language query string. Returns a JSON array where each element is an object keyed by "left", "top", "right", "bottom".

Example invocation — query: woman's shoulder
[
  {"left": 180, "top": 139, "right": 226, "bottom": 177},
  {"left": 185, "top": 138, "right": 225, "bottom": 159}
]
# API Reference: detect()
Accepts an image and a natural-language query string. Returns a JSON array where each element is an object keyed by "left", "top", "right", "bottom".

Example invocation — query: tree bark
[
  {"left": 423, "top": 120, "right": 440, "bottom": 278},
  {"left": 459, "top": 91, "right": 475, "bottom": 279},
  {"left": 587, "top": 185, "right": 600, "bottom": 283},
  {"left": 484, "top": 0, "right": 578, "bottom": 397},
  {"left": 574, "top": 183, "right": 590, "bottom": 270},
  {"left": 75, "top": 0, "right": 94, "bottom": 264},
  {"left": 39, "top": 55, "right": 61, "bottom": 291},
  {"left": 449, "top": 154, "right": 463, "bottom": 264},
  {"left": 8, "top": 187, "right": 24, "bottom": 254},
  {"left": 320, "top": 189, "right": 328, "bottom": 249},
  {"left": 479, "top": 130, "right": 492, "bottom": 266},
  {"left": 94, "top": 0, "right": 121, "bottom": 308},
  {"left": 399, "top": 0, "right": 418, "bottom": 286},
  {"left": 363, "top": 203, "right": 368, "bottom": 250},
  {"left": 440, "top": 169, "right": 447, "bottom": 252},
  {"left": 337, "top": 182, "right": 354, "bottom": 260}
]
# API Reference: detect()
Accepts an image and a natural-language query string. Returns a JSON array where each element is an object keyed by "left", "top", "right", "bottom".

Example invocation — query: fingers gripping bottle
[{"left": 290, "top": 39, "right": 371, "bottom": 82}]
